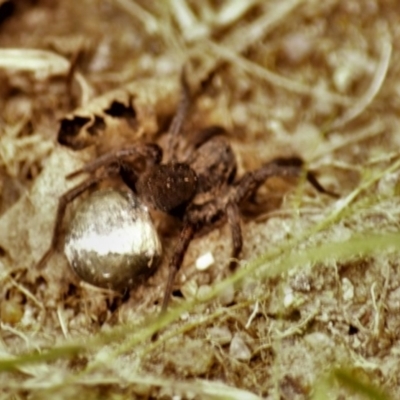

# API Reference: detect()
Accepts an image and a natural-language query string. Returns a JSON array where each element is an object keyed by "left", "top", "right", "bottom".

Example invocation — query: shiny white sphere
[{"left": 64, "top": 188, "right": 162, "bottom": 290}]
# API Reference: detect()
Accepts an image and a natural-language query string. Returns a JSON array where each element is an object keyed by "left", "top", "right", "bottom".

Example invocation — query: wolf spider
[{"left": 37, "top": 72, "right": 336, "bottom": 312}]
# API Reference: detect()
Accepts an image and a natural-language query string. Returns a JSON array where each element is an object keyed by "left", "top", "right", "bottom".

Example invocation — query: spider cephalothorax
[{"left": 36, "top": 70, "right": 337, "bottom": 312}]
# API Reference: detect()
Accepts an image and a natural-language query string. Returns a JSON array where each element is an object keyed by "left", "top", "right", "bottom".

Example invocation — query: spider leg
[
  {"left": 191, "top": 125, "right": 227, "bottom": 149},
  {"left": 161, "top": 223, "right": 195, "bottom": 312},
  {"left": 226, "top": 201, "right": 243, "bottom": 271},
  {"left": 66, "top": 143, "right": 162, "bottom": 179},
  {"left": 305, "top": 171, "right": 338, "bottom": 198},
  {"left": 36, "top": 166, "right": 119, "bottom": 270},
  {"left": 270, "top": 157, "right": 338, "bottom": 198},
  {"left": 232, "top": 161, "right": 299, "bottom": 204},
  {"left": 167, "top": 67, "right": 192, "bottom": 162},
  {"left": 233, "top": 159, "right": 337, "bottom": 204}
]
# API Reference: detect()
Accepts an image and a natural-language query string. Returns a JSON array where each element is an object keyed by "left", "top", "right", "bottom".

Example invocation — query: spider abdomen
[{"left": 136, "top": 163, "right": 198, "bottom": 216}]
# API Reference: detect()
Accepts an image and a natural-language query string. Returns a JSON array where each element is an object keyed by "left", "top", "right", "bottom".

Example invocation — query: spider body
[
  {"left": 136, "top": 162, "right": 198, "bottom": 217},
  {"left": 36, "top": 72, "right": 337, "bottom": 312}
]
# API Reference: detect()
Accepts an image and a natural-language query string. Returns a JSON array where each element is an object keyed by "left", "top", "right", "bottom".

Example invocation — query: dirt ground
[{"left": 0, "top": 1, "right": 400, "bottom": 399}]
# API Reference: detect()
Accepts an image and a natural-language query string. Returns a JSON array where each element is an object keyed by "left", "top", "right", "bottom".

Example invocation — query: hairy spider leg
[
  {"left": 269, "top": 157, "right": 338, "bottom": 198},
  {"left": 190, "top": 125, "right": 228, "bottom": 149},
  {"left": 305, "top": 171, "right": 338, "bottom": 198},
  {"left": 167, "top": 68, "right": 192, "bottom": 163},
  {"left": 236, "top": 157, "right": 338, "bottom": 204},
  {"left": 66, "top": 143, "right": 162, "bottom": 179},
  {"left": 224, "top": 160, "right": 336, "bottom": 268},
  {"left": 36, "top": 166, "right": 119, "bottom": 270},
  {"left": 161, "top": 223, "right": 195, "bottom": 312},
  {"left": 226, "top": 201, "right": 243, "bottom": 270}
]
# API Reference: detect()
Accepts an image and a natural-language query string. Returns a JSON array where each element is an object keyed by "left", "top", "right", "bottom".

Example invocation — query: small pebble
[
  {"left": 281, "top": 32, "right": 313, "bottom": 64},
  {"left": 166, "top": 338, "right": 214, "bottom": 375},
  {"left": 218, "top": 283, "right": 235, "bottom": 306},
  {"left": 342, "top": 277, "right": 354, "bottom": 301},
  {"left": 196, "top": 284, "right": 212, "bottom": 301},
  {"left": 208, "top": 326, "right": 232, "bottom": 345},
  {"left": 195, "top": 251, "right": 215, "bottom": 271},
  {"left": 180, "top": 279, "right": 198, "bottom": 301},
  {"left": 1, "top": 300, "right": 24, "bottom": 324},
  {"left": 229, "top": 333, "right": 251, "bottom": 361},
  {"left": 283, "top": 288, "right": 295, "bottom": 308}
]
